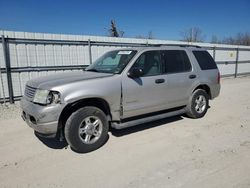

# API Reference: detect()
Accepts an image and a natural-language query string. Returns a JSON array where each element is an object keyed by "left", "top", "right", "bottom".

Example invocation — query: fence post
[
  {"left": 1, "top": 35, "right": 14, "bottom": 103},
  {"left": 213, "top": 46, "right": 216, "bottom": 60},
  {"left": 0, "top": 51, "right": 6, "bottom": 104},
  {"left": 234, "top": 48, "right": 239, "bottom": 78},
  {"left": 88, "top": 39, "right": 92, "bottom": 64}
]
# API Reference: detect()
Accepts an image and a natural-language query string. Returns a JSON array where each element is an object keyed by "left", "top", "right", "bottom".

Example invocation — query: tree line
[
  {"left": 107, "top": 20, "right": 250, "bottom": 46},
  {"left": 211, "top": 33, "right": 250, "bottom": 46}
]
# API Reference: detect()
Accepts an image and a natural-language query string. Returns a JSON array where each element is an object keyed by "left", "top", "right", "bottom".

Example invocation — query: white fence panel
[
  {"left": 217, "top": 64, "right": 235, "bottom": 76},
  {"left": 238, "top": 63, "right": 250, "bottom": 74},
  {"left": 239, "top": 51, "right": 250, "bottom": 61},
  {"left": 215, "top": 50, "right": 237, "bottom": 62},
  {"left": 0, "top": 30, "right": 250, "bottom": 102}
]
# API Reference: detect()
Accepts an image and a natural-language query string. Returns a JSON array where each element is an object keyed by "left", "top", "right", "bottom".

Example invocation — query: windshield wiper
[{"left": 85, "top": 68, "right": 99, "bottom": 72}]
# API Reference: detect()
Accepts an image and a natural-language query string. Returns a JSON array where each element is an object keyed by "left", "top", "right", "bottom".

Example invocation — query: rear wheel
[
  {"left": 186, "top": 89, "right": 209, "bottom": 118},
  {"left": 64, "top": 106, "right": 109, "bottom": 153}
]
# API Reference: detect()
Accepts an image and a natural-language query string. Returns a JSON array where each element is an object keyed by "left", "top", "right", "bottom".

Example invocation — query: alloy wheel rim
[
  {"left": 78, "top": 116, "right": 103, "bottom": 144},
  {"left": 194, "top": 95, "right": 206, "bottom": 113}
]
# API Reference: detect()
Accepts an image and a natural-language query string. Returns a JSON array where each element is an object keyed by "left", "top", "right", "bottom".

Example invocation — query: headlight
[
  {"left": 33, "top": 89, "right": 60, "bottom": 105},
  {"left": 47, "top": 91, "right": 61, "bottom": 104}
]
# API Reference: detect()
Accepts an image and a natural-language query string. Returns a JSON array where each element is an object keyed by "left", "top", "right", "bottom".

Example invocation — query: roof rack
[{"left": 148, "top": 44, "right": 202, "bottom": 48}]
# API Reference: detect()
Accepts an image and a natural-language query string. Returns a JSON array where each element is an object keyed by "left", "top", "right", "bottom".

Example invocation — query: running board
[{"left": 111, "top": 108, "right": 186, "bottom": 129}]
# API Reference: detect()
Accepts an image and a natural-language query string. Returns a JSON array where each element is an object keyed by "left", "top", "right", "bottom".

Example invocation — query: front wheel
[
  {"left": 186, "top": 89, "right": 209, "bottom": 119},
  {"left": 64, "top": 106, "right": 109, "bottom": 153}
]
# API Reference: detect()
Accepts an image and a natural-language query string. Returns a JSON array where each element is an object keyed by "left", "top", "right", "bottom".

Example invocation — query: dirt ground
[{"left": 0, "top": 76, "right": 250, "bottom": 188}]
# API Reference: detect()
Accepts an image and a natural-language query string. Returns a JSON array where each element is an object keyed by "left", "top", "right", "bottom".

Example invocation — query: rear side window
[
  {"left": 193, "top": 51, "right": 217, "bottom": 70},
  {"left": 162, "top": 50, "right": 192, "bottom": 74}
]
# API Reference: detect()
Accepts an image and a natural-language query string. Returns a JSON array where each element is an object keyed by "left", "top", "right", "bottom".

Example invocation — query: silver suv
[{"left": 21, "top": 45, "right": 220, "bottom": 153}]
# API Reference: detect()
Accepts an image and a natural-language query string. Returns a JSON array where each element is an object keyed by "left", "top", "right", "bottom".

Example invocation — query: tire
[
  {"left": 186, "top": 89, "right": 209, "bottom": 119},
  {"left": 64, "top": 106, "right": 109, "bottom": 153}
]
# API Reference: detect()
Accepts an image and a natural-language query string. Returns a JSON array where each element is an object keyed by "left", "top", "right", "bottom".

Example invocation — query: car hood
[{"left": 26, "top": 71, "right": 113, "bottom": 89}]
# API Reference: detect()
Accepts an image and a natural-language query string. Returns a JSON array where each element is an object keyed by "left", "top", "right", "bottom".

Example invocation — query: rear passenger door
[{"left": 161, "top": 50, "right": 195, "bottom": 107}]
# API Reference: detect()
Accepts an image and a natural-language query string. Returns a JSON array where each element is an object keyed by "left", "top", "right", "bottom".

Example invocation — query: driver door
[{"left": 122, "top": 50, "right": 167, "bottom": 119}]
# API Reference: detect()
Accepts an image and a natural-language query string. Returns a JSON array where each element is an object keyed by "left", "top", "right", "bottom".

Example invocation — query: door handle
[
  {"left": 155, "top": 78, "right": 165, "bottom": 84},
  {"left": 189, "top": 75, "right": 196, "bottom": 79}
]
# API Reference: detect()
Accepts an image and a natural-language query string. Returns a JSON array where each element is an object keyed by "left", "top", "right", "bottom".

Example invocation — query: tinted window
[
  {"left": 193, "top": 51, "right": 217, "bottom": 70},
  {"left": 162, "top": 50, "right": 191, "bottom": 74},
  {"left": 132, "top": 51, "right": 161, "bottom": 76}
]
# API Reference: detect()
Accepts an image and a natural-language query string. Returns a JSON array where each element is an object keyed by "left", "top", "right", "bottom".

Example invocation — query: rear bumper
[
  {"left": 20, "top": 97, "right": 64, "bottom": 135},
  {"left": 210, "top": 84, "right": 220, "bottom": 99}
]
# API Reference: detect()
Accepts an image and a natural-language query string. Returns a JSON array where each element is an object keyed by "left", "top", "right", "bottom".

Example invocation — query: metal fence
[{"left": 1, "top": 30, "right": 250, "bottom": 104}]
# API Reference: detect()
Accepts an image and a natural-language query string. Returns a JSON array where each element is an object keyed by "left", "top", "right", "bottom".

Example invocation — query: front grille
[{"left": 25, "top": 85, "right": 37, "bottom": 99}]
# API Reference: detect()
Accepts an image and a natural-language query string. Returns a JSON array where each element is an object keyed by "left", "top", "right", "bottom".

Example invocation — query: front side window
[
  {"left": 86, "top": 50, "right": 137, "bottom": 74},
  {"left": 162, "top": 50, "right": 192, "bottom": 74},
  {"left": 131, "top": 51, "right": 161, "bottom": 76}
]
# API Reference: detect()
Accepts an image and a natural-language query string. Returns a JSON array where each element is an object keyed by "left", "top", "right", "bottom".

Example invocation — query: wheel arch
[
  {"left": 192, "top": 84, "right": 212, "bottom": 99},
  {"left": 58, "top": 97, "right": 112, "bottom": 133}
]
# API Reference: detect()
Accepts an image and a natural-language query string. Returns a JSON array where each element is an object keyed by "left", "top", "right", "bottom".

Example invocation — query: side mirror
[{"left": 127, "top": 68, "right": 143, "bottom": 78}]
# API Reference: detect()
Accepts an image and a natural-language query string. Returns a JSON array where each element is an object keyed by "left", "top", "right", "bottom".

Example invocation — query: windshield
[{"left": 86, "top": 50, "right": 137, "bottom": 74}]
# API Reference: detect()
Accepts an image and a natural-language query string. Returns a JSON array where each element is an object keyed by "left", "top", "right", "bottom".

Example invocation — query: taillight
[{"left": 217, "top": 72, "right": 221, "bottom": 84}]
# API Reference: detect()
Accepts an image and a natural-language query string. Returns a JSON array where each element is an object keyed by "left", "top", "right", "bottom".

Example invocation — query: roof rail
[{"left": 148, "top": 44, "right": 202, "bottom": 48}]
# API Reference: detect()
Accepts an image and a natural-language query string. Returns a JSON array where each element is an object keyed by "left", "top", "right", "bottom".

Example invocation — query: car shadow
[
  {"left": 34, "top": 131, "right": 110, "bottom": 153},
  {"left": 35, "top": 132, "right": 68, "bottom": 149},
  {"left": 110, "top": 115, "right": 184, "bottom": 137},
  {"left": 34, "top": 115, "right": 184, "bottom": 152}
]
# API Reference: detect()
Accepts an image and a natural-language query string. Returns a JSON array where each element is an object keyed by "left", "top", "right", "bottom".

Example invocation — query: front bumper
[{"left": 20, "top": 97, "right": 64, "bottom": 135}]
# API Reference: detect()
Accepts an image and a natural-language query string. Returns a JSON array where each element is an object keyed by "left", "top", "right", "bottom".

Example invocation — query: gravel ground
[
  {"left": 0, "top": 102, "right": 21, "bottom": 120},
  {"left": 0, "top": 76, "right": 250, "bottom": 188}
]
